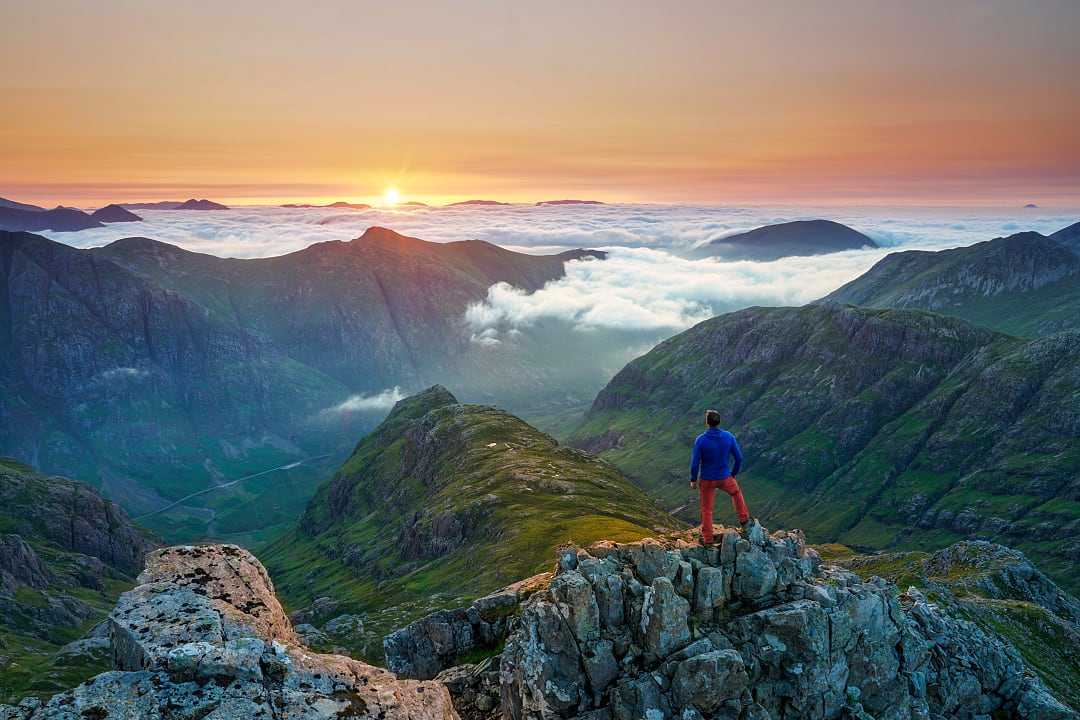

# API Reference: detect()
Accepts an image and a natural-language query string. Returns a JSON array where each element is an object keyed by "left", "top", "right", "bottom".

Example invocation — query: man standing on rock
[{"left": 690, "top": 410, "right": 750, "bottom": 544}]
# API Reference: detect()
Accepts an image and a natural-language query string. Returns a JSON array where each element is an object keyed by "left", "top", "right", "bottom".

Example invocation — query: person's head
[{"left": 705, "top": 410, "right": 721, "bottom": 428}]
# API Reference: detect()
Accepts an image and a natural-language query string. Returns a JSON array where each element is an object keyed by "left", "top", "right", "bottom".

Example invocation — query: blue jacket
[{"left": 690, "top": 428, "right": 743, "bottom": 481}]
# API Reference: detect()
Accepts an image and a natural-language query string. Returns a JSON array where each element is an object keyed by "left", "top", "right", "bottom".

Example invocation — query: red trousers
[{"left": 699, "top": 476, "right": 749, "bottom": 542}]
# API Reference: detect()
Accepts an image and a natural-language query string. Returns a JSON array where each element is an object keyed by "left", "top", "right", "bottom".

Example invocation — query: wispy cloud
[{"left": 320, "top": 387, "right": 406, "bottom": 416}]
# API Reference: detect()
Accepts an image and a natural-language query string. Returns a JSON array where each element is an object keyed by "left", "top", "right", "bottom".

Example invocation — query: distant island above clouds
[
  {"left": 535, "top": 199, "right": 605, "bottom": 206},
  {"left": 445, "top": 199, "right": 511, "bottom": 207},
  {"left": 120, "top": 198, "right": 229, "bottom": 210},
  {"left": 281, "top": 201, "right": 372, "bottom": 209}
]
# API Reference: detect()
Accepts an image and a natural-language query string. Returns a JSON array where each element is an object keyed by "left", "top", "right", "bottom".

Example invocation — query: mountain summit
[{"left": 263, "top": 386, "right": 678, "bottom": 660}]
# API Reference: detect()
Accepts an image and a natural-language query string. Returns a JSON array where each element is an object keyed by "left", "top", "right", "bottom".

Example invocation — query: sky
[{"left": 3, "top": 0, "right": 1079, "bottom": 206}]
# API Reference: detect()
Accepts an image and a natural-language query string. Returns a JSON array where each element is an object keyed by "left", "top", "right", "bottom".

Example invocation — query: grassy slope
[{"left": 260, "top": 387, "right": 680, "bottom": 662}]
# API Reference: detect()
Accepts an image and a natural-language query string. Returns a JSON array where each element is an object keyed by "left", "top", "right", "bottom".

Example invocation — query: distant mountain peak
[
  {"left": 354, "top": 225, "right": 423, "bottom": 246},
  {"left": 90, "top": 203, "right": 142, "bottom": 223},
  {"left": 690, "top": 219, "right": 877, "bottom": 261},
  {"left": 446, "top": 199, "right": 510, "bottom": 207},
  {"left": 535, "top": 199, "right": 604, "bottom": 206},
  {"left": 385, "top": 384, "right": 458, "bottom": 423},
  {"left": 0, "top": 196, "right": 45, "bottom": 212},
  {"left": 176, "top": 198, "right": 228, "bottom": 210}
]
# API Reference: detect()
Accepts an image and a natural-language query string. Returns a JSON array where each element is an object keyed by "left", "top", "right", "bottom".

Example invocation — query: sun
[{"left": 382, "top": 187, "right": 400, "bottom": 206}]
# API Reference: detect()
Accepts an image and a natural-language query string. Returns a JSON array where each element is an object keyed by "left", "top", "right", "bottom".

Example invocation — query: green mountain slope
[
  {"left": 0, "top": 457, "right": 153, "bottom": 703},
  {"left": 93, "top": 227, "right": 606, "bottom": 400},
  {"left": 1, "top": 229, "right": 603, "bottom": 542},
  {"left": 0, "top": 230, "right": 357, "bottom": 540},
  {"left": 260, "top": 386, "right": 680, "bottom": 661},
  {"left": 570, "top": 304, "right": 1080, "bottom": 592},
  {"left": 820, "top": 226, "right": 1080, "bottom": 336}
]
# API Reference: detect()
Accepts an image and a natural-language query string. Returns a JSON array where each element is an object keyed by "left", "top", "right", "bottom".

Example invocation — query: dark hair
[{"left": 705, "top": 410, "right": 721, "bottom": 427}]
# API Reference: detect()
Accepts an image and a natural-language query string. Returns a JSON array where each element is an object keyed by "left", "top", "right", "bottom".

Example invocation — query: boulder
[{"left": 0, "top": 544, "right": 458, "bottom": 719}]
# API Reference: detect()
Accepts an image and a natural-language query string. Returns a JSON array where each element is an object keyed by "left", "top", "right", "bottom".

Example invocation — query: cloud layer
[
  {"left": 465, "top": 246, "right": 899, "bottom": 341},
  {"left": 44, "top": 203, "right": 1079, "bottom": 259},
  {"left": 43, "top": 203, "right": 1080, "bottom": 379}
]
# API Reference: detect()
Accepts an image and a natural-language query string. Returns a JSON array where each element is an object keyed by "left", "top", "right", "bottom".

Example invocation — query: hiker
[{"left": 689, "top": 409, "right": 750, "bottom": 544}]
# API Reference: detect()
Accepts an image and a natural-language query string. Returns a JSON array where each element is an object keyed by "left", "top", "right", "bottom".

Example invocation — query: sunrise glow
[{"left": 382, "top": 187, "right": 401, "bottom": 207}]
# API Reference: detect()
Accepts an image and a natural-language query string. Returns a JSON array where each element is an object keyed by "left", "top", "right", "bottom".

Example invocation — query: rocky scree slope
[
  {"left": 0, "top": 543, "right": 457, "bottom": 719},
  {"left": 0, "top": 458, "right": 153, "bottom": 703},
  {"left": 386, "top": 523, "right": 1077, "bottom": 719},
  {"left": 261, "top": 386, "right": 679, "bottom": 663},
  {"left": 819, "top": 225, "right": 1080, "bottom": 336},
  {"left": 571, "top": 303, "right": 1080, "bottom": 592}
]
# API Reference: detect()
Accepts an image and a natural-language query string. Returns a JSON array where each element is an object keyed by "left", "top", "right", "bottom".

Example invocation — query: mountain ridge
[
  {"left": 819, "top": 224, "right": 1080, "bottom": 335},
  {"left": 261, "top": 386, "right": 680, "bottom": 661}
]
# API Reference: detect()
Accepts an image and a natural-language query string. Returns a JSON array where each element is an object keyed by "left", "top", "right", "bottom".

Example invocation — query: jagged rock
[
  {"left": 385, "top": 572, "right": 551, "bottom": 680},
  {"left": 497, "top": 526, "right": 1076, "bottom": 719},
  {"left": 436, "top": 657, "right": 502, "bottom": 720},
  {"left": 0, "top": 544, "right": 458, "bottom": 719}
]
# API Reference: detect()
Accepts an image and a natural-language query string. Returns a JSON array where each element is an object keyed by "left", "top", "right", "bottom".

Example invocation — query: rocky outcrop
[
  {"left": 0, "top": 534, "right": 50, "bottom": 590},
  {"left": 385, "top": 572, "right": 552, "bottom": 679},
  {"left": 0, "top": 460, "right": 151, "bottom": 576},
  {"left": 0, "top": 544, "right": 458, "bottom": 720},
  {"left": 394, "top": 524, "right": 1077, "bottom": 719}
]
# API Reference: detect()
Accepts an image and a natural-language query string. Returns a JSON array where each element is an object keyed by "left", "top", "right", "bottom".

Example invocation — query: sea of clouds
[{"left": 44, "top": 202, "right": 1079, "bottom": 343}]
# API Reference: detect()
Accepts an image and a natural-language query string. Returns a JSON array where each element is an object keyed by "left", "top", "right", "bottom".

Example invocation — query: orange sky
[{"left": 2, "top": 1, "right": 1078, "bottom": 206}]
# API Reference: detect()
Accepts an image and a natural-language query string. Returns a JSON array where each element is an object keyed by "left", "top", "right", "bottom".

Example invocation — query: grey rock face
[
  {"left": 497, "top": 526, "right": 1076, "bottom": 720},
  {"left": 0, "top": 534, "right": 49, "bottom": 590},
  {"left": 385, "top": 572, "right": 551, "bottom": 680},
  {"left": 0, "top": 463, "right": 151, "bottom": 576},
  {"left": 0, "top": 544, "right": 458, "bottom": 720}
]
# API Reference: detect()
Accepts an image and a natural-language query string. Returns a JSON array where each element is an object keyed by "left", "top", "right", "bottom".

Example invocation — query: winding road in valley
[{"left": 134, "top": 454, "right": 333, "bottom": 522}]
